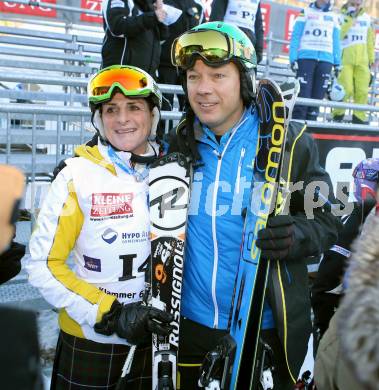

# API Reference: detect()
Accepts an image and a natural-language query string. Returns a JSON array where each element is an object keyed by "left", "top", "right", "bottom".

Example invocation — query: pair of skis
[{"left": 199, "top": 79, "right": 300, "bottom": 390}]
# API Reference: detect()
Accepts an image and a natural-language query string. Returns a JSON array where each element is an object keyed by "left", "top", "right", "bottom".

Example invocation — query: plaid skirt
[{"left": 51, "top": 331, "right": 151, "bottom": 389}]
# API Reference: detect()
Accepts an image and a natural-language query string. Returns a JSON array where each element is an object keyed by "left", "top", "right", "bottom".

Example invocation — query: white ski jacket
[{"left": 26, "top": 137, "right": 158, "bottom": 345}]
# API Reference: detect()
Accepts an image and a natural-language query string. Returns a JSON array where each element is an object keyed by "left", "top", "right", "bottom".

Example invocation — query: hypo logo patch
[
  {"left": 91, "top": 193, "right": 133, "bottom": 218},
  {"left": 102, "top": 228, "right": 118, "bottom": 244}
]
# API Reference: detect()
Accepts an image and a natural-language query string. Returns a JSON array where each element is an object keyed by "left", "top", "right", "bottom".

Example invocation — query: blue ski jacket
[
  {"left": 289, "top": 2, "right": 341, "bottom": 66},
  {"left": 181, "top": 107, "right": 261, "bottom": 330}
]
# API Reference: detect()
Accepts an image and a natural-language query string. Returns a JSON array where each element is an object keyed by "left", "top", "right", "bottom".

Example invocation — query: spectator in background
[
  {"left": 209, "top": 0, "right": 264, "bottom": 64},
  {"left": 311, "top": 157, "right": 379, "bottom": 341},
  {"left": 332, "top": 0, "right": 375, "bottom": 124},
  {"left": 290, "top": 0, "right": 341, "bottom": 121},
  {"left": 158, "top": 0, "right": 204, "bottom": 115},
  {"left": 101, "top": 0, "right": 181, "bottom": 76}
]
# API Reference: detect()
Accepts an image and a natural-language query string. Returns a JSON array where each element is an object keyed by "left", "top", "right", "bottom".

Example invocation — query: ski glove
[
  {"left": 290, "top": 61, "right": 298, "bottom": 73},
  {"left": 256, "top": 215, "right": 296, "bottom": 260},
  {"left": 94, "top": 301, "right": 173, "bottom": 345}
]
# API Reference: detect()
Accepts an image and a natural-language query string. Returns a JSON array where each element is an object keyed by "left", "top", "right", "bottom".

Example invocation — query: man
[
  {"left": 289, "top": 0, "right": 341, "bottom": 120},
  {"left": 332, "top": 0, "right": 375, "bottom": 124},
  {"left": 170, "top": 21, "right": 341, "bottom": 389},
  {"left": 209, "top": 0, "right": 264, "bottom": 64}
]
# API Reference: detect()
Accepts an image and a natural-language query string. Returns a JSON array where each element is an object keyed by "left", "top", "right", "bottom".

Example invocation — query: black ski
[{"left": 148, "top": 152, "right": 191, "bottom": 390}]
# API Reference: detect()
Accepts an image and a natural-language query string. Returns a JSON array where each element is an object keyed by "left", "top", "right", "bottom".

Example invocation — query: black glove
[
  {"left": 94, "top": 301, "right": 173, "bottom": 345},
  {"left": 369, "top": 70, "right": 374, "bottom": 87},
  {"left": 334, "top": 65, "right": 342, "bottom": 79},
  {"left": 256, "top": 215, "right": 296, "bottom": 260},
  {"left": 290, "top": 61, "right": 298, "bottom": 73},
  {"left": 0, "top": 241, "right": 25, "bottom": 284}
]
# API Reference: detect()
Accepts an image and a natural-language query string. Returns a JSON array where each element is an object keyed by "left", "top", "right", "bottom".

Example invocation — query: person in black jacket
[
  {"left": 209, "top": 0, "right": 264, "bottom": 64},
  {"left": 169, "top": 21, "right": 341, "bottom": 389},
  {"left": 101, "top": 0, "right": 169, "bottom": 75},
  {"left": 311, "top": 157, "right": 379, "bottom": 340},
  {"left": 158, "top": 0, "right": 204, "bottom": 116}
]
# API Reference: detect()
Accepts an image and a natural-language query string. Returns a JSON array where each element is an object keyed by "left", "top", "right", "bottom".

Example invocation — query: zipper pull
[{"left": 236, "top": 148, "right": 246, "bottom": 194}]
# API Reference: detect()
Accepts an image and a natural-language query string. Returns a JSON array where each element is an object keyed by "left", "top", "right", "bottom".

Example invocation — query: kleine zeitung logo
[{"left": 91, "top": 193, "right": 133, "bottom": 218}]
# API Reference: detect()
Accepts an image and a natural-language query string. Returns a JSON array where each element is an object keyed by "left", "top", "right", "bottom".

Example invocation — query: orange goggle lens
[{"left": 89, "top": 67, "right": 149, "bottom": 99}]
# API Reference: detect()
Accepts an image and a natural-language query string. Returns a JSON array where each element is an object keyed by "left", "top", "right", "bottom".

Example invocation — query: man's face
[{"left": 186, "top": 59, "right": 244, "bottom": 136}]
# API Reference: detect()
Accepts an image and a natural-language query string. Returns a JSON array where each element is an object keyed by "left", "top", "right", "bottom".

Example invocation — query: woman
[{"left": 26, "top": 65, "right": 172, "bottom": 389}]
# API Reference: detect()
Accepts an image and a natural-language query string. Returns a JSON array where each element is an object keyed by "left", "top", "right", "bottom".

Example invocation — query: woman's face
[{"left": 101, "top": 93, "right": 153, "bottom": 154}]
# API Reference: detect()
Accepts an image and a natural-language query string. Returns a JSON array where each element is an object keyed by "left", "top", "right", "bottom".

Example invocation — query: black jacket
[
  {"left": 101, "top": 0, "right": 167, "bottom": 74},
  {"left": 159, "top": 0, "right": 204, "bottom": 68},
  {"left": 209, "top": 0, "right": 264, "bottom": 63},
  {"left": 169, "top": 118, "right": 341, "bottom": 381},
  {"left": 265, "top": 121, "right": 342, "bottom": 379}
]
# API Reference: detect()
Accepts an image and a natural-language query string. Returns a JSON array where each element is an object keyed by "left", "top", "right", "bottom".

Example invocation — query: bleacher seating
[{"left": 0, "top": 22, "right": 378, "bottom": 178}]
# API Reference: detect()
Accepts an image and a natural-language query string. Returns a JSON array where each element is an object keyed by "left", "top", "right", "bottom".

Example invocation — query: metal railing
[{"left": 1, "top": 97, "right": 378, "bottom": 172}]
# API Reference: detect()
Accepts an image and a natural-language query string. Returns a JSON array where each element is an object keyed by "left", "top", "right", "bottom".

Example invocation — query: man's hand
[
  {"left": 155, "top": 7, "right": 167, "bottom": 23},
  {"left": 256, "top": 215, "right": 296, "bottom": 260},
  {"left": 154, "top": 0, "right": 163, "bottom": 9},
  {"left": 154, "top": 0, "right": 166, "bottom": 22}
]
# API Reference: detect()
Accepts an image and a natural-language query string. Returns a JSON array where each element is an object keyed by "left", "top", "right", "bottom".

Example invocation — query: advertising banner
[
  {"left": 260, "top": 2, "right": 271, "bottom": 49},
  {"left": 308, "top": 125, "right": 379, "bottom": 196},
  {"left": 0, "top": 0, "right": 56, "bottom": 18},
  {"left": 283, "top": 8, "right": 300, "bottom": 53},
  {"left": 80, "top": 0, "right": 102, "bottom": 24}
]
